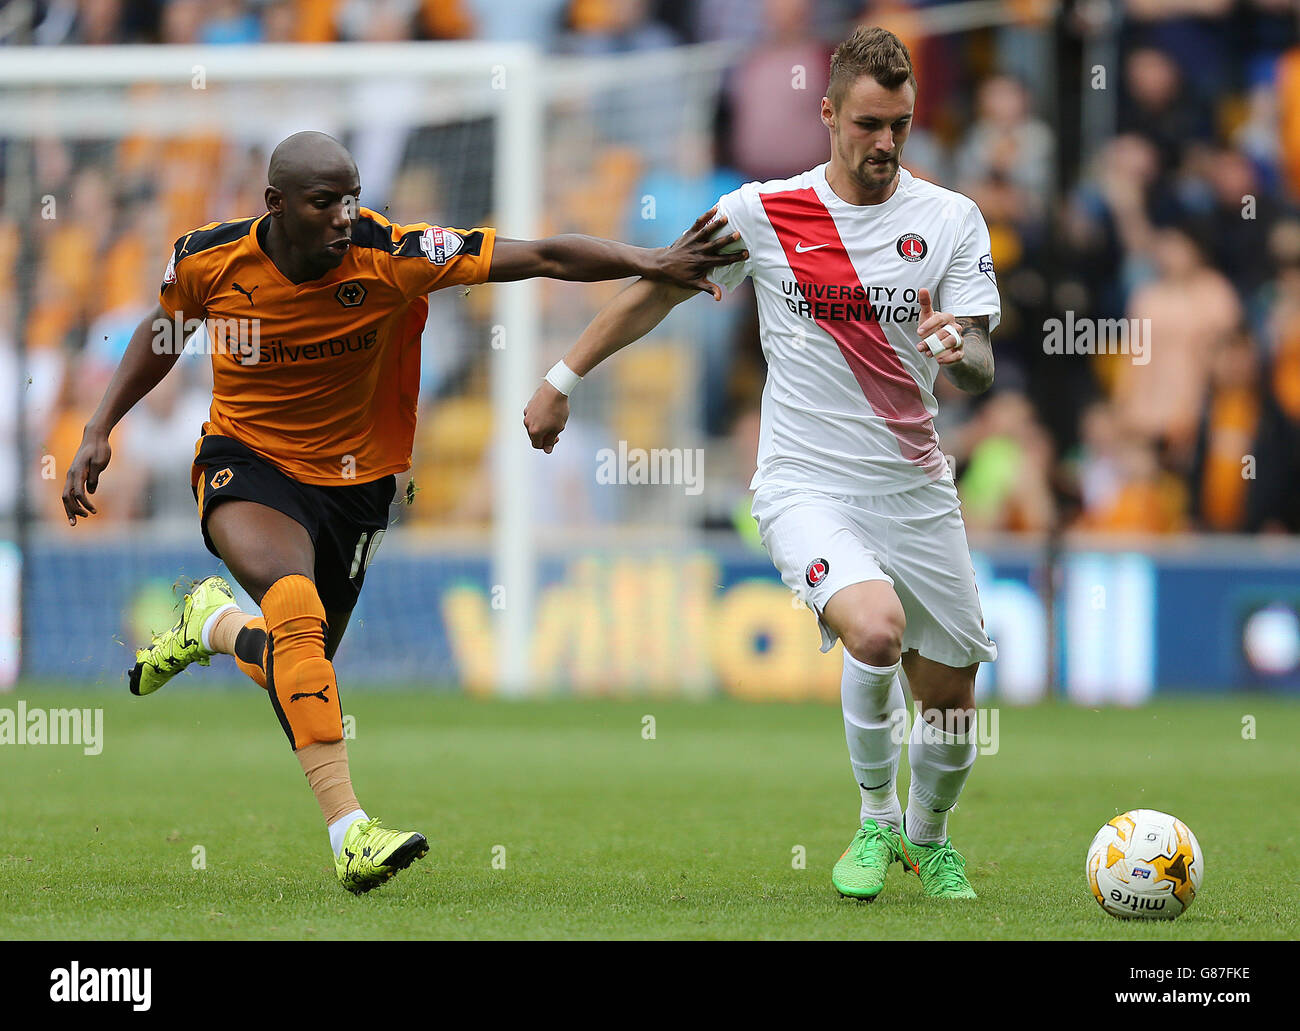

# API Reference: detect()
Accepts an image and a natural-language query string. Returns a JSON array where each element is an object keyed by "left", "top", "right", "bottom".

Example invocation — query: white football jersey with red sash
[{"left": 711, "top": 163, "right": 1000, "bottom": 497}]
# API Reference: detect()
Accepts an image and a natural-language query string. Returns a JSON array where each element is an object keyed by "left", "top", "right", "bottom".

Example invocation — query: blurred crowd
[
  {"left": 3, "top": 0, "right": 1300, "bottom": 538},
  {"left": 968, "top": 0, "right": 1300, "bottom": 539}
]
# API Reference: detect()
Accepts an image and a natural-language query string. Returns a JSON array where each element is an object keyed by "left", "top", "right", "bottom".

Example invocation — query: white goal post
[{"left": 0, "top": 42, "right": 541, "bottom": 692}]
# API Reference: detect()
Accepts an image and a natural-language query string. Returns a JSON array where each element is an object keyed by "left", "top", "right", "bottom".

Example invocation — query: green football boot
[
  {"left": 832, "top": 818, "right": 902, "bottom": 900},
  {"left": 128, "top": 575, "right": 239, "bottom": 696},
  {"left": 899, "top": 824, "right": 978, "bottom": 898},
  {"left": 335, "top": 818, "right": 429, "bottom": 895}
]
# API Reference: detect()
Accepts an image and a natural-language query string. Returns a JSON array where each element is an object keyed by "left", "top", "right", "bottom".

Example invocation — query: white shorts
[{"left": 753, "top": 478, "right": 998, "bottom": 668}]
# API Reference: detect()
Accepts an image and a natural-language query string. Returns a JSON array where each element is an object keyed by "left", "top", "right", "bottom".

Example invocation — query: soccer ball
[{"left": 1086, "top": 809, "right": 1203, "bottom": 920}]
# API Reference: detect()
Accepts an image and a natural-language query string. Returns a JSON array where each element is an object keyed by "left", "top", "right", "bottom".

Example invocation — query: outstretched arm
[
  {"left": 523, "top": 278, "right": 698, "bottom": 453},
  {"left": 62, "top": 303, "right": 185, "bottom": 525},
  {"left": 488, "top": 208, "right": 744, "bottom": 299}
]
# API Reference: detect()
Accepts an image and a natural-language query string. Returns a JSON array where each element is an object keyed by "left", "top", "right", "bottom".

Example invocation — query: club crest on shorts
[
  {"left": 211, "top": 468, "right": 233, "bottom": 490},
  {"left": 805, "top": 557, "right": 830, "bottom": 588},
  {"left": 896, "top": 233, "right": 927, "bottom": 262}
]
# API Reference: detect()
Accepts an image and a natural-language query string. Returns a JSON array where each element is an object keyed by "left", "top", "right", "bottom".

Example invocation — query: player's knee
[
  {"left": 912, "top": 669, "right": 978, "bottom": 719},
  {"left": 246, "top": 567, "right": 314, "bottom": 606},
  {"left": 840, "top": 618, "right": 904, "bottom": 667}
]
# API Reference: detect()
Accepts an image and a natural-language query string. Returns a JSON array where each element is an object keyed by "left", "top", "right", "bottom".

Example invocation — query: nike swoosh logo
[{"left": 794, "top": 242, "right": 828, "bottom": 253}]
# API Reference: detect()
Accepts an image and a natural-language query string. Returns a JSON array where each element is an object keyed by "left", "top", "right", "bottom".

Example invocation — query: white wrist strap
[
  {"left": 545, "top": 359, "right": 582, "bottom": 396},
  {"left": 923, "top": 324, "right": 963, "bottom": 356}
]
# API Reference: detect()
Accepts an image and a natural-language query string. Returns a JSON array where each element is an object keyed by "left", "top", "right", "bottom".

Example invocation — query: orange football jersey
[{"left": 160, "top": 208, "right": 495, "bottom": 486}]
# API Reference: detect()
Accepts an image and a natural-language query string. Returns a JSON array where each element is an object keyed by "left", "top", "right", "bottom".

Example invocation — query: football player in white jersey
[{"left": 525, "top": 26, "right": 998, "bottom": 900}]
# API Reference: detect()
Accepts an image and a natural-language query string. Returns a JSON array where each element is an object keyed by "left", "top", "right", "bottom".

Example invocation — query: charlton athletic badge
[
  {"left": 896, "top": 233, "right": 927, "bottom": 262},
  {"left": 805, "top": 557, "right": 830, "bottom": 588}
]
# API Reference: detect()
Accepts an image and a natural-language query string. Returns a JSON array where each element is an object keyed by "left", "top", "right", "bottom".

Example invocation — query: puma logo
[
  {"left": 289, "top": 686, "right": 331, "bottom": 703},
  {"left": 232, "top": 281, "right": 258, "bottom": 305}
]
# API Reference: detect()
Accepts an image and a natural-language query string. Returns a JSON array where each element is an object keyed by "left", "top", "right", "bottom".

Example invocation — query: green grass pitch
[{"left": 0, "top": 688, "right": 1296, "bottom": 940}]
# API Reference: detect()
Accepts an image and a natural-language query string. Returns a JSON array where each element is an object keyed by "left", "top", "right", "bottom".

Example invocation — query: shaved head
[
  {"left": 268, "top": 131, "right": 357, "bottom": 192},
  {"left": 262, "top": 131, "right": 362, "bottom": 282}
]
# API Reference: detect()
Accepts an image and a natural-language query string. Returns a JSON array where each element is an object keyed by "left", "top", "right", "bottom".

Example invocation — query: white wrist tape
[
  {"left": 923, "top": 324, "right": 963, "bottom": 357},
  {"left": 545, "top": 360, "right": 582, "bottom": 396}
]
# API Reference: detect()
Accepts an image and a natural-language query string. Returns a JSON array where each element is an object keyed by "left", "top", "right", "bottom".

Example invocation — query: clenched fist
[{"left": 523, "top": 382, "right": 570, "bottom": 454}]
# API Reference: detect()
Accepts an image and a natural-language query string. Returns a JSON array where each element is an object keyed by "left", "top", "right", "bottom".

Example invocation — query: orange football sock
[
  {"left": 261, "top": 575, "right": 342, "bottom": 750},
  {"left": 231, "top": 617, "right": 268, "bottom": 691}
]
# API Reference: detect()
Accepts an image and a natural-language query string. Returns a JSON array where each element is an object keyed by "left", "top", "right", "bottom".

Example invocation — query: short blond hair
[{"left": 828, "top": 26, "right": 916, "bottom": 108}]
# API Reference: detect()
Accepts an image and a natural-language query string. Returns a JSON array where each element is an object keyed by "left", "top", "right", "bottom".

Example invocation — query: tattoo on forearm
[{"left": 947, "top": 315, "right": 994, "bottom": 394}]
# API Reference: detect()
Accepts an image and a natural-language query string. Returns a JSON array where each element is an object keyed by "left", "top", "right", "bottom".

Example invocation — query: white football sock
[
  {"left": 327, "top": 808, "right": 369, "bottom": 857},
  {"left": 840, "top": 651, "right": 906, "bottom": 830},
  {"left": 905, "top": 715, "right": 976, "bottom": 844}
]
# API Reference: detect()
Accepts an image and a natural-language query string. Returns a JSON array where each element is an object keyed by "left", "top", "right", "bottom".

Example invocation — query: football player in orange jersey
[{"left": 60, "top": 130, "right": 746, "bottom": 894}]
